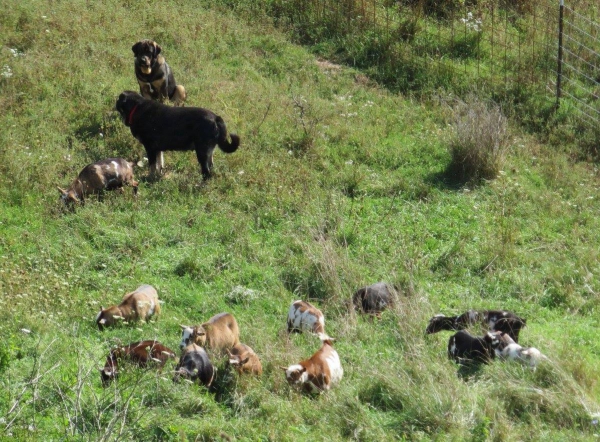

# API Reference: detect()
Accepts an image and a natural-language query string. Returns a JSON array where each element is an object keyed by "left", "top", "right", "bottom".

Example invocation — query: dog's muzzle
[{"left": 139, "top": 57, "right": 152, "bottom": 75}]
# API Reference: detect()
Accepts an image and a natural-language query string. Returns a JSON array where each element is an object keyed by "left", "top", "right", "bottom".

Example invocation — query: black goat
[
  {"left": 426, "top": 310, "right": 526, "bottom": 342},
  {"left": 352, "top": 282, "right": 395, "bottom": 318},
  {"left": 447, "top": 330, "right": 501, "bottom": 365}
]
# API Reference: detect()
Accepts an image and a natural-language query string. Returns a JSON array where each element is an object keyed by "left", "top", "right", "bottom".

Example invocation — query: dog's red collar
[{"left": 127, "top": 104, "right": 139, "bottom": 126}]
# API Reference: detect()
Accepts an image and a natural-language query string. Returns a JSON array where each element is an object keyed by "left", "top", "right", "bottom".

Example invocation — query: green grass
[{"left": 1, "top": 0, "right": 599, "bottom": 440}]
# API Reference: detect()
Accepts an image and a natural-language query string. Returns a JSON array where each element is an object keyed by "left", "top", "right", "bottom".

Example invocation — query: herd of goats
[
  {"left": 94, "top": 282, "right": 546, "bottom": 394},
  {"left": 53, "top": 39, "right": 546, "bottom": 393}
]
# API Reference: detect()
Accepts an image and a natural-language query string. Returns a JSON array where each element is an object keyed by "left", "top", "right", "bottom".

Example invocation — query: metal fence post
[{"left": 556, "top": 0, "right": 564, "bottom": 109}]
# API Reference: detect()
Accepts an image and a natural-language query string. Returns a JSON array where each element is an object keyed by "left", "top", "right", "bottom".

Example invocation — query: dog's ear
[
  {"left": 153, "top": 42, "right": 162, "bottom": 55},
  {"left": 132, "top": 42, "right": 142, "bottom": 55}
]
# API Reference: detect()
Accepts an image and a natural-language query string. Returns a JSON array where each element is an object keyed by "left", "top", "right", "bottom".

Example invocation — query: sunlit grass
[{"left": 0, "top": 0, "right": 599, "bottom": 440}]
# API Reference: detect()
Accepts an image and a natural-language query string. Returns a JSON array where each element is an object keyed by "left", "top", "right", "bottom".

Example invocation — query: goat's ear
[
  {"left": 240, "top": 356, "right": 250, "bottom": 365},
  {"left": 57, "top": 186, "right": 67, "bottom": 195},
  {"left": 180, "top": 324, "right": 189, "bottom": 330}
]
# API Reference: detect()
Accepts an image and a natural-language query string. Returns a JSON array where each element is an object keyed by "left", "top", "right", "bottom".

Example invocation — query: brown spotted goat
[
  {"left": 180, "top": 312, "right": 240, "bottom": 353},
  {"left": 281, "top": 334, "right": 343, "bottom": 394},
  {"left": 287, "top": 300, "right": 325, "bottom": 335},
  {"left": 58, "top": 158, "right": 138, "bottom": 206},
  {"left": 96, "top": 284, "right": 160, "bottom": 330},
  {"left": 227, "top": 343, "right": 262, "bottom": 376},
  {"left": 494, "top": 331, "right": 548, "bottom": 369},
  {"left": 100, "top": 340, "right": 176, "bottom": 386}
]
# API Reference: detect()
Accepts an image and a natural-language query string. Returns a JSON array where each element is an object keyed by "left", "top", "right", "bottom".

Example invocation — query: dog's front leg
[
  {"left": 157, "top": 152, "right": 164, "bottom": 173},
  {"left": 138, "top": 82, "right": 153, "bottom": 100},
  {"left": 147, "top": 151, "right": 163, "bottom": 179}
]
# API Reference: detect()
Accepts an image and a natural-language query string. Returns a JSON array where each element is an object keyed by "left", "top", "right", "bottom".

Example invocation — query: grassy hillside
[{"left": 1, "top": 0, "right": 599, "bottom": 440}]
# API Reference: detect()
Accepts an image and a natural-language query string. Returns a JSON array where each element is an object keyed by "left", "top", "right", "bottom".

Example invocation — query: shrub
[{"left": 446, "top": 95, "right": 509, "bottom": 183}]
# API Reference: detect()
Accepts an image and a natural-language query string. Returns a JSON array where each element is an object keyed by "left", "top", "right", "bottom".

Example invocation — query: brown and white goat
[
  {"left": 352, "top": 282, "right": 395, "bottom": 318},
  {"left": 58, "top": 158, "right": 138, "bottom": 206},
  {"left": 287, "top": 300, "right": 325, "bottom": 334},
  {"left": 173, "top": 343, "right": 215, "bottom": 387},
  {"left": 281, "top": 334, "right": 343, "bottom": 394},
  {"left": 100, "top": 340, "right": 176, "bottom": 386},
  {"left": 227, "top": 343, "right": 262, "bottom": 376},
  {"left": 426, "top": 309, "right": 526, "bottom": 342},
  {"left": 494, "top": 331, "right": 548, "bottom": 369},
  {"left": 447, "top": 330, "right": 501, "bottom": 365},
  {"left": 180, "top": 312, "right": 240, "bottom": 353},
  {"left": 96, "top": 284, "right": 160, "bottom": 330}
]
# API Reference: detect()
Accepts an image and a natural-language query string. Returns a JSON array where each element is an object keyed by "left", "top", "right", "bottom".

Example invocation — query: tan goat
[
  {"left": 58, "top": 158, "right": 138, "bottom": 206},
  {"left": 227, "top": 343, "right": 262, "bottom": 376},
  {"left": 96, "top": 284, "right": 160, "bottom": 330},
  {"left": 180, "top": 312, "right": 240, "bottom": 353}
]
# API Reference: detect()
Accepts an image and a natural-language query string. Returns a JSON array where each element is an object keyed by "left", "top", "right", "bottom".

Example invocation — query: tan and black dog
[
  {"left": 115, "top": 91, "right": 240, "bottom": 180},
  {"left": 132, "top": 39, "right": 186, "bottom": 104}
]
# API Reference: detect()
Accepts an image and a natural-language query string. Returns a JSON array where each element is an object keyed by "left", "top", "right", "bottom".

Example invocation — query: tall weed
[{"left": 446, "top": 96, "right": 509, "bottom": 183}]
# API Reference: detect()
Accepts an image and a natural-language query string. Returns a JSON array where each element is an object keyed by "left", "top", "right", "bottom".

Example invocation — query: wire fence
[
  {"left": 555, "top": 1, "right": 600, "bottom": 127},
  {"left": 273, "top": 0, "right": 599, "bottom": 128}
]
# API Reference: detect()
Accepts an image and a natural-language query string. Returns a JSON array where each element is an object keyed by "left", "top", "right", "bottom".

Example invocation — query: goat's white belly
[
  {"left": 326, "top": 351, "right": 343, "bottom": 385},
  {"left": 148, "top": 299, "right": 155, "bottom": 316},
  {"left": 291, "top": 311, "right": 322, "bottom": 332},
  {"left": 502, "top": 343, "right": 523, "bottom": 360}
]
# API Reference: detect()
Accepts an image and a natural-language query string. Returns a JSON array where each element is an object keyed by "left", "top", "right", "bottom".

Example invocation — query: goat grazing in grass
[
  {"left": 447, "top": 330, "right": 501, "bottom": 365},
  {"left": 227, "top": 343, "right": 262, "bottom": 376},
  {"left": 180, "top": 312, "right": 240, "bottom": 353},
  {"left": 287, "top": 300, "right": 325, "bottom": 335},
  {"left": 100, "top": 340, "right": 176, "bottom": 386},
  {"left": 427, "top": 309, "right": 526, "bottom": 342},
  {"left": 96, "top": 284, "right": 160, "bottom": 330},
  {"left": 58, "top": 158, "right": 138, "bottom": 207},
  {"left": 494, "top": 331, "right": 548, "bottom": 369},
  {"left": 352, "top": 282, "right": 395, "bottom": 318},
  {"left": 173, "top": 343, "right": 215, "bottom": 387},
  {"left": 281, "top": 334, "right": 343, "bottom": 394}
]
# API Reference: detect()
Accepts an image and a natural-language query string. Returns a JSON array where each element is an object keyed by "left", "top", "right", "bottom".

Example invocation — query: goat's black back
[
  {"left": 448, "top": 330, "right": 498, "bottom": 365},
  {"left": 353, "top": 282, "right": 394, "bottom": 315}
]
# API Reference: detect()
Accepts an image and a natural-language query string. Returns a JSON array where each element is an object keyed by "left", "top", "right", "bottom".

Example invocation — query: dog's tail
[{"left": 216, "top": 116, "right": 240, "bottom": 153}]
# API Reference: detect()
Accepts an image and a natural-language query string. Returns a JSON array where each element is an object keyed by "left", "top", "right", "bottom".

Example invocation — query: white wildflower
[{"left": 1, "top": 65, "right": 13, "bottom": 78}]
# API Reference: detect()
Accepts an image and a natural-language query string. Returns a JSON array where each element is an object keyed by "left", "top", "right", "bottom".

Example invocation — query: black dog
[
  {"left": 115, "top": 91, "right": 240, "bottom": 180},
  {"left": 132, "top": 40, "right": 186, "bottom": 104}
]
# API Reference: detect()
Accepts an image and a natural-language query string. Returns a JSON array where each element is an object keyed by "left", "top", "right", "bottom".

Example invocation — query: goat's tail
[{"left": 216, "top": 116, "right": 240, "bottom": 153}]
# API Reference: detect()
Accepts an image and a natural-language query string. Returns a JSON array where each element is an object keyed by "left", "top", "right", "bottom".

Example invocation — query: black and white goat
[
  {"left": 427, "top": 310, "right": 526, "bottom": 342},
  {"left": 447, "top": 330, "right": 501, "bottom": 365}
]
